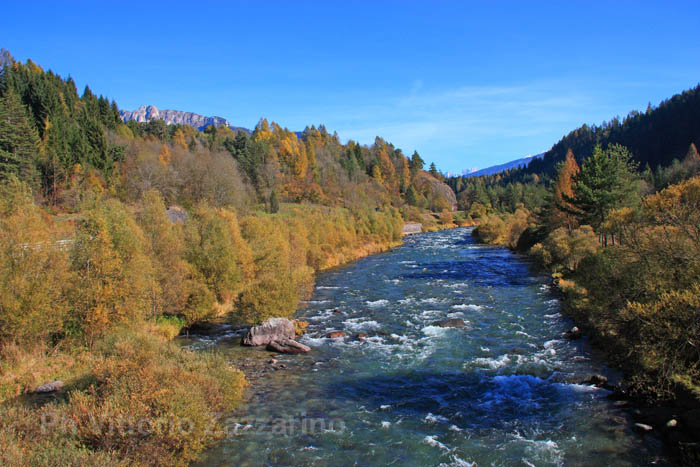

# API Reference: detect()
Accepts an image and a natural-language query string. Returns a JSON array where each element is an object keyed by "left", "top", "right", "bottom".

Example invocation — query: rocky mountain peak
[{"left": 120, "top": 105, "right": 250, "bottom": 134}]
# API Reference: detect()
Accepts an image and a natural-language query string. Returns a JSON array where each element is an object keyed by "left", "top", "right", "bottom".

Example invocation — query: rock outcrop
[
  {"left": 402, "top": 223, "right": 422, "bottom": 235},
  {"left": 414, "top": 171, "right": 458, "bottom": 211},
  {"left": 166, "top": 206, "right": 188, "bottom": 224},
  {"left": 35, "top": 380, "right": 65, "bottom": 393},
  {"left": 120, "top": 105, "right": 251, "bottom": 134},
  {"left": 242, "top": 318, "right": 296, "bottom": 346}
]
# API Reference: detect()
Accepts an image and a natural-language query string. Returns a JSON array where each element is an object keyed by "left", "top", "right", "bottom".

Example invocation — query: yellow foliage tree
[
  {"left": 549, "top": 149, "right": 580, "bottom": 231},
  {"left": 158, "top": 144, "right": 171, "bottom": 166},
  {"left": 0, "top": 178, "right": 71, "bottom": 344},
  {"left": 172, "top": 129, "right": 187, "bottom": 150},
  {"left": 70, "top": 198, "right": 155, "bottom": 346}
]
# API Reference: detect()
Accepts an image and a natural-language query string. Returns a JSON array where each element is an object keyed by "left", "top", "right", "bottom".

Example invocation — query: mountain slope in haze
[
  {"left": 466, "top": 153, "right": 544, "bottom": 177},
  {"left": 120, "top": 105, "right": 251, "bottom": 134}
]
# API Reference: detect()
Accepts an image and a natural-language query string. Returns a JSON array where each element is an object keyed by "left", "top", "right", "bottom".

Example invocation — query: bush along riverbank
[{"left": 470, "top": 146, "right": 700, "bottom": 464}]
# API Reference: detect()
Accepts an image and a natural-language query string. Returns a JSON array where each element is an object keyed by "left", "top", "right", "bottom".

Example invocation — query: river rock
[
  {"left": 35, "top": 380, "right": 65, "bottom": 393},
  {"left": 433, "top": 318, "right": 466, "bottom": 328},
  {"left": 583, "top": 374, "right": 613, "bottom": 389},
  {"left": 266, "top": 339, "right": 311, "bottom": 354},
  {"left": 326, "top": 331, "right": 346, "bottom": 338},
  {"left": 242, "top": 318, "right": 296, "bottom": 346},
  {"left": 636, "top": 407, "right": 678, "bottom": 429},
  {"left": 634, "top": 423, "right": 654, "bottom": 433},
  {"left": 564, "top": 326, "right": 582, "bottom": 340}
]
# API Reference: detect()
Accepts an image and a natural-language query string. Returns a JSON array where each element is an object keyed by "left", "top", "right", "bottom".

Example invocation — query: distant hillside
[
  {"left": 120, "top": 105, "right": 251, "bottom": 134},
  {"left": 466, "top": 153, "right": 544, "bottom": 177},
  {"left": 520, "top": 84, "right": 700, "bottom": 178}
]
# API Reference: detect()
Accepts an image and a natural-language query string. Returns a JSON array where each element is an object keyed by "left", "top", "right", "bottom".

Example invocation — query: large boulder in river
[
  {"left": 242, "top": 318, "right": 296, "bottom": 346},
  {"left": 267, "top": 339, "right": 311, "bottom": 354},
  {"left": 433, "top": 318, "right": 467, "bottom": 328}
]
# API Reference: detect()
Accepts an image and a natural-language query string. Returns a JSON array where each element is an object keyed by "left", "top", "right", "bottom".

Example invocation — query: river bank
[{"left": 470, "top": 226, "right": 700, "bottom": 464}]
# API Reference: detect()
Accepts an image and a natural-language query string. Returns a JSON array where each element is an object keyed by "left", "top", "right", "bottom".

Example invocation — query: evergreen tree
[
  {"left": 564, "top": 144, "right": 639, "bottom": 233},
  {"left": 269, "top": 189, "right": 279, "bottom": 213},
  {"left": 0, "top": 88, "right": 39, "bottom": 184},
  {"left": 405, "top": 185, "right": 419, "bottom": 206},
  {"left": 429, "top": 162, "right": 438, "bottom": 177},
  {"left": 409, "top": 150, "right": 424, "bottom": 175}
]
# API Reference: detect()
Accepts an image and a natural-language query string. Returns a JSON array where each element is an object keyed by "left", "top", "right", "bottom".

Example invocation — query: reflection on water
[{"left": 191, "top": 228, "right": 667, "bottom": 466}]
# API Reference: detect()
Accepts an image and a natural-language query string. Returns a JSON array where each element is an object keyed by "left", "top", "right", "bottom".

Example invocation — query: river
[{"left": 187, "top": 227, "right": 667, "bottom": 466}]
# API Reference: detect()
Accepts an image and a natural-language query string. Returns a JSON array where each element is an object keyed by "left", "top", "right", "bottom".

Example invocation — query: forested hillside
[
  {"left": 447, "top": 84, "right": 700, "bottom": 218},
  {"left": 526, "top": 85, "right": 700, "bottom": 178}
]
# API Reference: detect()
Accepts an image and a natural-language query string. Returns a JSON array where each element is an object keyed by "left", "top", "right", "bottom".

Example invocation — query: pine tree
[
  {"left": 0, "top": 88, "right": 40, "bottom": 184},
  {"left": 564, "top": 144, "right": 639, "bottom": 235},
  {"left": 405, "top": 185, "right": 419, "bottom": 206},
  {"left": 409, "top": 151, "right": 424, "bottom": 176},
  {"left": 429, "top": 162, "right": 438, "bottom": 177},
  {"left": 269, "top": 189, "right": 279, "bottom": 213}
]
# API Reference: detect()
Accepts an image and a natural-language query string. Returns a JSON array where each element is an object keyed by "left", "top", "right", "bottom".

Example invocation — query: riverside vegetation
[
  {"left": 459, "top": 90, "right": 700, "bottom": 462},
  {"left": 0, "top": 51, "right": 459, "bottom": 465}
]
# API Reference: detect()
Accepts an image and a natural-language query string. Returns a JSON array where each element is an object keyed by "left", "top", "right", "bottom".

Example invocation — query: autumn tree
[
  {"left": 158, "top": 144, "right": 171, "bottom": 166},
  {"left": 70, "top": 198, "right": 155, "bottom": 346},
  {"left": 172, "top": 128, "right": 187, "bottom": 149},
  {"left": 184, "top": 206, "right": 250, "bottom": 304},
  {"left": 0, "top": 177, "right": 70, "bottom": 344},
  {"left": 237, "top": 216, "right": 299, "bottom": 323},
  {"left": 136, "top": 190, "right": 216, "bottom": 324},
  {"left": 548, "top": 149, "right": 580, "bottom": 231}
]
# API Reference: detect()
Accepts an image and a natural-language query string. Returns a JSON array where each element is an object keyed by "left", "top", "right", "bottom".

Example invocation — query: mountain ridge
[
  {"left": 120, "top": 105, "right": 251, "bottom": 134},
  {"left": 465, "top": 153, "right": 544, "bottom": 177}
]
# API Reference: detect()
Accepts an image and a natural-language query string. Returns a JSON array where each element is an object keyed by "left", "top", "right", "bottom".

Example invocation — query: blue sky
[{"left": 4, "top": 1, "right": 700, "bottom": 173}]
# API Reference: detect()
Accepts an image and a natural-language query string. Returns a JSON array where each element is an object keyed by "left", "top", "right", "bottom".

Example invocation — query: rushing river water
[{"left": 188, "top": 228, "right": 667, "bottom": 466}]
